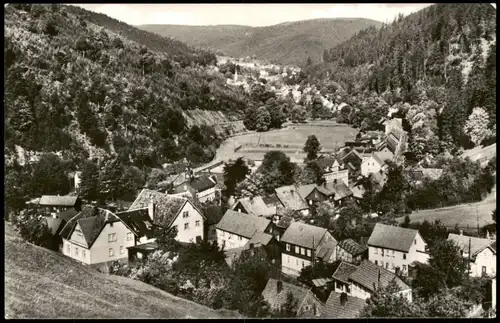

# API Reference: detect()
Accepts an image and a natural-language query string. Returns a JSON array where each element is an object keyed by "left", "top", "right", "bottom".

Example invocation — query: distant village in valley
[{"left": 4, "top": 3, "right": 497, "bottom": 319}]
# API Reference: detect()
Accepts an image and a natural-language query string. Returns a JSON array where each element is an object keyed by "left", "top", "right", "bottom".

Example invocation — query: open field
[
  {"left": 215, "top": 123, "right": 358, "bottom": 162},
  {"left": 396, "top": 186, "right": 497, "bottom": 230},
  {"left": 4, "top": 222, "right": 239, "bottom": 319},
  {"left": 461, "top": 143, "right": 496, "bottom": 166}
]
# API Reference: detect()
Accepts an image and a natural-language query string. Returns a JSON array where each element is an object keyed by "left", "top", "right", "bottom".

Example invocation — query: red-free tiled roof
[
  {"left": 322, "top": 293, "right": 367, "bottom": 318},
  {"left": 348, "top": 260, "right": 410, "bottom": 293},
  {"left": 275, "top": 185, "right": 309, "bottom": 211},
  {"left": 367, "top": 223, "right": 419, "bottom": 253},
  {"left": 216, "top": 210, "right": 271, "bottom": 239},
  {"left": 337, "top": 238, "right": 367, "bottom": 256},
  {"left": 39, "top": 195, "right": 80, "bottom": 207},
  {"left": 332, "top": 261, "right": 358, "bottom": 283}
]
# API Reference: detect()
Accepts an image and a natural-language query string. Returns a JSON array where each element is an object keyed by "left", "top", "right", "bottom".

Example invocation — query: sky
[{"left": 74, "top": 3, "right": 436, "bottom": 27}]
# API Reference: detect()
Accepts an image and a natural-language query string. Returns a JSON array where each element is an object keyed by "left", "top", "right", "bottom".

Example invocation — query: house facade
[
  {"left": 368, "top": 223, "right": 429, "bottom": 276},
  {"left": 60, "top": 206, "right": 136, "bottom": 265},
  {"left": 360, "top": 151, "right": 393, "bottom": 177},
  {"left": 448, "top": 233, "right": 497, "bottom": 277},
  {"left": 128, "top": 189, "right": 205, "bottom": 244},
  {"left": 215, "top": 210, "right": 272, "bottom": 250},
  {"left": 332, "top": 260, "right": 412, "bottom": 303},
  {"left": 262, "top": 278, "right": 323, "bottom": 317},
  {"left": 170, "top": 174, "right": 218, "bottom": 204},
  {"left": 336, "top": 239, "right": 367, "bottom": 265},
  {"left": 281, "top": 222, "right": 337, "bottom": 277}
]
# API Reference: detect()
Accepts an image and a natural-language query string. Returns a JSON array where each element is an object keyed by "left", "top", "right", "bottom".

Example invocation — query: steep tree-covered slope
[
  {"left": 140, "top": 18, "right": 382, "bottom": 66},
  {"left": 4, "top": 4, "right": 252, "bottom": 168},
  {"left": 308, "top": 3, "right": 496, "bottom": 151}
]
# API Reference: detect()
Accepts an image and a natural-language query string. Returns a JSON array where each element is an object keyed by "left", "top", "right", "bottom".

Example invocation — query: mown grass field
[
  {"left": 4, "top": 222, "right": 239, "bottom": 319},
  {"left": 396, "top": 186, "right": 496, "bottom": 230},
  {"left": 216, "top": 122, "right": 358, "bottom": 162}
]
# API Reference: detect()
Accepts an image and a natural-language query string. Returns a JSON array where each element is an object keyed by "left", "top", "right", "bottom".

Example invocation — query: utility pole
[
  {"left": 311, "top": 236, "right": 315, "bottom": 278},
  {"left": 468, "top": 236, "right": 472, "bottom": 277},
  {"left": 475, "top": 204, "right": 480, "bottom": 236}
]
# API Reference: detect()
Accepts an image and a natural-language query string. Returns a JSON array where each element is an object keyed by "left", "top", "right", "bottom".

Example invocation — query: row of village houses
[
  {"left": 32, "top": 187, "right": 496, "bottom": 318},
  {"left": 27, "top": 118, "right": 494, "bottom": 317}
]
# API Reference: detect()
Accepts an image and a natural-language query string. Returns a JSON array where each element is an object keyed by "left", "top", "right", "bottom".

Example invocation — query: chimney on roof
[
  {"left": 148, "top": 198, "right": 155, "bottom": 222},
  {"left": 290, "top": 189, "right": 294, "bottom": 195},
  {"left": 340, "top": 292, "right": 348, "bottom": 306},
  {"left": 249, "top": 243, "right": 255, "bottom": 249},
  {"left": 277, "top": 280, "right": 283, "bottom": 294}
]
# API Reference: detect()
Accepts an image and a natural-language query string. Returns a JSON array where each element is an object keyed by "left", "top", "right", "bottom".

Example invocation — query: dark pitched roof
[
  {"left": 338, "top": 238, "right": 367, "bottom": 256},
  {"left": 276, "top": 216, "right": 293, "bottom": 229},
  {"left": 261, "top": 194, "right": 283, "bottom": 208},
  {"left": 297, "top": 184, "right": 318, "bottom": 200},
  {"left": 281, "top": 222, "right": 335, "bottom": 250},
  {"left": 320, "top": 181, "right": 353, "bottom": 201},
  {"left": 262, "top": 278, "right": 311, "bottom": 308},
  {"left": 204, "top": 208, "right": 224, "bottom": 226},
  {"left": 216, "top": 210, "right": 271, "bottom": 239},
  {"left": 322, "top": 293, "right": 367, "bottom": 318},
  {"left": 348, "top": 260, "right": 410, "bottom": 292},
  {"left": 332, "top": 261, "right": 358, "bottom": 284},
  {"left": 316, "top": 156, "right": 337, "bottom": 170},
  {"left": 116, "top": 208, "right": 153, "bottom": 237},
  {"left": 275, "top": 185, "right": 309, "bottom": 211},
  {"left": 45, "top": 208, "right": 80, "bottom": 235},
  {"left": 59, "top": 206, "right": 121, "bottom": 248},
  {"left": 39, "top": 195, "right": 79, "bottom": 207},
  {"left": 448, "top": 234, "right": 497, "bottom": 257},
  {"left": 246, "top": 232, "right": 273, "bottom": 247},
  {"left": 129, "top": 189, "right": 202, "bottom": 227},
  {"left": 189, "top": 175, "right": 217, "bottom": 192},
  {"left": 368, "top": 223, "right": 419, "bottom": 253},
  {"left": 233, "top": 196, "right": 276, "bottom": 217}
]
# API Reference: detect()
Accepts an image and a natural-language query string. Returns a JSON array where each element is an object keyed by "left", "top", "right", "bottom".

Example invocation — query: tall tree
[
  {"left": 30, "top": 153, "right": 70, "bottom": 196},
  {"left": 223, "top": 157, "right": 251, "bottom": 197},
  {"left": 255, "top": 106, "right": 272, "bottom": 131},
  {"left": 303, "top": 135, "right": 321, "bottom": 161},
  {"left": 78, "top": 158, "right": 101, "bottom": 201},
  {"left": 428, "top": 239, "right": 468, "bottom": 289},
  {"left": 463, "top": 107, "right": 493, "bottom": 146}
]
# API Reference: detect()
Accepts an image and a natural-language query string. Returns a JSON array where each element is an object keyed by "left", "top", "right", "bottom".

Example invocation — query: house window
[
  {"left": 195, "top": 220, "right": 200, "bottom": 227},
  {"left": 183, "top": 211, "right": 189, "bottom": 218},
  {"left": 336, "top": 282, "right": 341, "bottom": 289},
  {"left": 110, "top": 222, "right": 114, "bottom": 227},
  {"left": 120, "top": 246, "right": 125, "bottom": 255},
  {"left": 482, "top": 266, "right": 487, "bottom": 274},
  {"left": 303, "top": 305, "right": 311, "bottom": 311},
  {"left": 172, "top": 225, "right": 178, "bottom": 233},
  {"left": 300, "top": 248, "right": 305, "bottom": 255},
  {"left": 375, "top": 260, "right": 378, "bottom": 265},
  {"left": 403, "top": 254, "right": 407, "bottom": 260},
  {"left": 127, "top": 232, "right": 133, "bottom": 241},
  {"left": 414, "top": 239, "right": 416, "bottom": 245},
  {"left": 108, "top": 233, "right": 117, "bottom": 242},
  {"left": 82, "top": 250, "right": 86, "bottom": 258},
  {"left": 109, "top": 248, "right": 114, "bottom": 257},
  {"left": 295, "top": 246, "right": 299, "bottom": 253},
  {"left": 374, "top": 248, "right": 378, "bottom": 254},
  {"left": 75, "top": 247, "right": 79, "bottom": 257},
  {"left": 307, "top": 249, "right": 311, "bottom": 257},
  {"left": 286, "top": 244, "right": 291, "bottom": 251},
  {"left": 302, "top": 261, "right": 305, "bottom": 268},
  {"left": 392, "top": 250, "right": 395, "bottom": 258},
  {"left": 385, "top": 262, "right": 389, "bottom": 269},
  {"left": 238, "top": 236, "right": 242, "bottom": 241},
  {"left": 184, "top": 223, "right": 189, "bottom": 230},
  {"left": 346, "top": 285, "right": 351, "bottom": 293}
]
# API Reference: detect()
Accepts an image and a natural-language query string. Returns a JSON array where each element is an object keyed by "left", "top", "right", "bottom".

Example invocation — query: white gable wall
[
  {"left": 361, "top": 157, "right": 382, "bottom": 177},
  {"left": 471, "top": 247, "right": 496, "bottom": 277},
  {"left": 216, "top": 228, "right": 249, "bottom": 250},
  {"left": 171, "top": 202, "right": 204, "bottom": 243},
  {"left": 90, "top": 222, "right": 135, "bottom": 264}
]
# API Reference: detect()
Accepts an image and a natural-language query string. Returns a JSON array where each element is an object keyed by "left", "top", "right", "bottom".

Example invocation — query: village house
[
  {"left": 322, "top": 292, "right": 367, "bottom": 318},
  {"left": 38, "top": 195, "right": 82, "bottom": 214},
  {"left": 281, "top": 222, "right": 337, "bottom": 277},
  {"left": 367, "top": 224, "right": 430, "bottom": 276},
  {"left": 275, "top": 216, "right": 294, "bottom": 240},
  {"left": 169, "top": 173, "right": 219, "bottom": 204},
  {"left": 224, "top": 233, "right": 281, "bottom": 267},
  {"left": 332, "top": 260, "right": 412, "bottom": 302},
  {"left": 128, "top": 189, "right": 206, "bottom": 244},
  {"left": 114, "top": 208, "right": 156, "bottom": 262},
  {"left": 297, "top": 181, "right": 353, "bottom": 208},
  {"left": 404, "top": 166, "right": 444, "bottom": 185},
  {"left": 203, "top": 207, "right": 224, "bottom": 243},
  {"left": 316, "top": 157, "right": 349, "bottom": 186},
  {"left": 275, "top": 185, "right": 310, "bottom": 217},
  {"left": 232, "top": 196, "right": 276, "bottom": 219},
  {"left": 336, "top": 238, "right": 368, "bottom": 265},
  {"left": 46, "top": 208, "right": 79, "bottom": 236},
  {"left": 447, "top": 233, "right": 497, "bottom": 277},
  {"left": 59, "top": 206, "right": 136, "bottom": 265},
  {"left": 215, "top": 210, "right": 272, "bottom": 250},
  {"left": 262, "top": 278, "right": 323, "bottom": 317},
  {"left": 360, "top": 151, "right": 394, "bottom": 177}
]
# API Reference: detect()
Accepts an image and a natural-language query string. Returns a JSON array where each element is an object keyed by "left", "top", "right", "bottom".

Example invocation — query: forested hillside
[
  {"left": 140, "top": 18, "right": 382, "bottom": 66},
  {"left": 4, "top": 4, "right": 251, "bottom": 169},
  {"left": 306, "top": 4, "right": 496, "bottom": 153}
]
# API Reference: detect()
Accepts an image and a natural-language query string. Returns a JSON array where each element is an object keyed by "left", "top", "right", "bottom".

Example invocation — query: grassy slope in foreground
[{"left": 4, "top": 223, "right": 239, "bottom": 319}]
